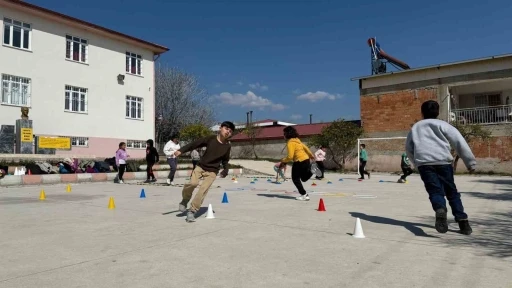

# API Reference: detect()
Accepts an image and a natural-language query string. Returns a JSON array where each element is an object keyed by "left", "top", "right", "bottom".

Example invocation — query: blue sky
[{"left": 30, "top": 0, "right": 512, "bottom": 124}]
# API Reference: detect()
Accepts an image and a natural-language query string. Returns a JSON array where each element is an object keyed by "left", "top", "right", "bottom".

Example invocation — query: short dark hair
[
  {"left": 360, "top": 143, "right": 366, "bottom": 148},
  {"left": 283, "top": 126, "right": 299, "bottom": 139},
  {"left": 119, "top": 142, "right": 126, "bottom": 148},
  {"left": 171, "top": 134, "right": 179, "bottom": 140},
  {"left": 421, "top": 100, "right": 440, "bottom": 119},
  {"left": 220, "top": 121, "right": 235, "bottom": 131}
]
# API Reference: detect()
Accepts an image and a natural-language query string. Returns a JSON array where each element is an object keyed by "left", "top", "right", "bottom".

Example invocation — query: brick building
[{"left": 352, "top": 53, "right": 512, "bottom": 173}]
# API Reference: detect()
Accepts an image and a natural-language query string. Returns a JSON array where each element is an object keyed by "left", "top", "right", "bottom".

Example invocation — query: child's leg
[
  {"left": 189, "top": 169, "right": 217, "bottom": 213},
  {"left": 404, "top": 168, "right": 413, "bottom": 180},
  {"left": 437, "top": 164, "right": 468, "bottom": 221},
  {"left": 299, "top": 160, "right": 312, "bottom": 182},
  {"left": 279, "top": 169, "right": 286, "bottom": 181},
  {"left": 418, "top": 165, "right": 449, "bottom": 233},
  {"left": 291, "top": 162, "right": 307, "bottom": 196},
  {"left": 118, "top": 164, "right": 126, "bottom": 181}
]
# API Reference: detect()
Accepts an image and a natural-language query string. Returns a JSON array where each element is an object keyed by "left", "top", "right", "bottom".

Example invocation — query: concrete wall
[{"left": 0, "top": 4, "right": 156, "bottom": 158}]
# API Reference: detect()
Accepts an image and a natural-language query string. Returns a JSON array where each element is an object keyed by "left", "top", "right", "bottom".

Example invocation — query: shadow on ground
[
  {"left": 0, "top": 194, "right": 103, "bottom": 205},
  {"left": 257, "top": 193, "right": 296, "bottom": 200},
  {"left": 349, "top": 212, "right": 441, "bottom": 238}
]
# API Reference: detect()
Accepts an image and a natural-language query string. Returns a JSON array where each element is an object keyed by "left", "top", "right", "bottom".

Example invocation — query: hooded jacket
[
  {"left": 281, "top": 138, "right": 314, "bottom": 163},
  {"left": 146, "top": 139, "right": 160, "bottom": 163}
]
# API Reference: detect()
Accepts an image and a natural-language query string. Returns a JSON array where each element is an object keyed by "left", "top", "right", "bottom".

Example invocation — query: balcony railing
[{"left": 451, "top": 104, "right": 512, "bottom": 125}]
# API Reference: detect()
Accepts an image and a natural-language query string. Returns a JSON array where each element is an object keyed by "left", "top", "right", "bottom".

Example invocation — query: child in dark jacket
[
  {"left": 145, "top": 139, "right": 159, "bottom": 183},
  {"left": 398, "top": 153, "right": 413, "bottom": 183}
]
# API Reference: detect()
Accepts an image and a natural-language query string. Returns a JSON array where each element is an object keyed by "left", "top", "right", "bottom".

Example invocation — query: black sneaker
[
  {"left": 458, "top": 220, "right": 472, "bottom": 235},
  {"left": 435, "top": 208, "right": 448, "bottom": 233}
]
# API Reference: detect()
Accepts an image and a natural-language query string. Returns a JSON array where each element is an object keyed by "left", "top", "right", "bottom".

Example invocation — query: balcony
[{"left": 451, "top": 104, "right": 512, "bottom": 125}]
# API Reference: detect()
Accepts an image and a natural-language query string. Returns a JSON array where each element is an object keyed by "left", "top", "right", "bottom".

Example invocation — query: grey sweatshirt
[{"left": 405, "top": 119, "right": 476, "bottom": 170}]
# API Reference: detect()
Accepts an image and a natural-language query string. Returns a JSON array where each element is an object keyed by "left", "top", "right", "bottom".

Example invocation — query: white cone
[
  {"left": 205, "top": 204, "right": 215, "bottom": 219},
  {"left": 352, "top": 217, "right": 366, "bottom": 238},
  {"left": 233, "top": 180, "right": 238, "bottom": 183}
]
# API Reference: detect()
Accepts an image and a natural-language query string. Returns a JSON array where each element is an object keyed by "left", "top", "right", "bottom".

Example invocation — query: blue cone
[
  {"left": 222, "top": 192, "right": 229, "bottom": 203},
  {"left": 250, "top": 181, "right": 255, "bottom": 184},
  {"left": 339, "top": 178, "right": 343, "bottom": 181},
  {"left": 140, "top": 189, "right": 146, "bottom": 198},
  {"left": 379, "top": 180, "right": 384, "bottom": 183},
  {"left": 267, "top": 179, "right": 272, "bottom": 182}
]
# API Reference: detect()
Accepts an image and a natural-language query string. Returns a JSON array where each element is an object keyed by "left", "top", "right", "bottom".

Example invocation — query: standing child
[
  {"left": 358, "top": 144, "right": 371, "bottom": 180},
  {"left": 279, "top": 126, "right": 315, "bottom": 201},
  {"left": 406, "top": 100, "right": 475, "bottom": 235},
  {"left": 273, "top": 162, "right": 287, "bottom": 182},
  {"left": 191, "top": 149, "right": 200, "bottom": 171},
  {"left": 314, "top": 146, "right": 326, "bottom": 179},
  {"left": 145, "top": 139, "right": 159, "bottom": 183},
  {"left": 398, "top": 153, "right": 413, "bottom": 183},
  {"left": 163, "top": 134, "right": 180, "bottom": 186},
  {"left": 115, "top": 142, "right": 129, "bottom": 184},
  {"left": 174, "top": 121, "right": 235, "bottom": 223}
]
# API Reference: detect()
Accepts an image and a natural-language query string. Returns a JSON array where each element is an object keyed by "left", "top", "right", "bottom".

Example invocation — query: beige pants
[{"left": 180, "top": 166, "right": 217, "bottom": 213}]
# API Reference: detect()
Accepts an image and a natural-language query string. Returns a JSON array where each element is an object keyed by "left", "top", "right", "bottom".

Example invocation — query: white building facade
[{"left": 0, "top": 0, "right": 168, "bottom": 158}]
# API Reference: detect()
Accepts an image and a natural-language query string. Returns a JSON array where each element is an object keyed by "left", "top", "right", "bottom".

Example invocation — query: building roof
[
  {"left": 350, "top": 53, "right": 512, "bottom": 81},
  {"left": 230, "top": 122, "right": 330, "bottom": 142},
  {"left": 2, "top": 0, "right": 169, "bottom": 54},
  {"left": 210, "top": 119, "right": 296, "bottom": 131}
]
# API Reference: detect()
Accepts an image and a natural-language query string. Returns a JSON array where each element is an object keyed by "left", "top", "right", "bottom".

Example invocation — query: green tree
[
  {"left": 450, "top": 122, "right": 491, "bottom": 171},
  {"left": 180, "top": 124, "right": 213, "bottom": 143},
  {"left": 309, "top": 119, "right": 364, "bottom": 171}
]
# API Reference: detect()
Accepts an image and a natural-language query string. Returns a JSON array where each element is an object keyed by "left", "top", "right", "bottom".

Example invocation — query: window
[
  {"left": 126, "top": 52, "right": 142, "bottom": 75},
  {"left": 1, "top": 74, "right": 31, "bottom": 107},
  {"left": 71, "top": 137, "right": 88, "bottom": 147},
  {"left": 66, "top": 35, "right": 88, "bottom": 63},
  {"left": 126, "top": 96, "right": 143, "bottom": 119},
  {"left": 3, "top": 18, "right": 31, "bottom": 50},
  {"left": 126, "top": 140, "right": 145, "bottom": 149},
  {"left": 65, "top": 85, "right": 88, "bottom": 113}
]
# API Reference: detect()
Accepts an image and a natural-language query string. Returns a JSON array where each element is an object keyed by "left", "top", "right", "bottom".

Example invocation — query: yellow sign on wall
[
  {"left": 38, "top": 137, "right": 71, "bottom": 149},
  {"left": 20, "top": 128, "right": 33, "bottom": 142}
]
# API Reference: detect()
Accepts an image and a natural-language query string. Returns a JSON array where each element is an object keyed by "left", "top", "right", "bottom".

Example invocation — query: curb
[
  {"left": 0, "top": 168, "right": 243, "bottom": 187},
  {"left": 4, "top": 163, "right": 194, "bottom": 175}
]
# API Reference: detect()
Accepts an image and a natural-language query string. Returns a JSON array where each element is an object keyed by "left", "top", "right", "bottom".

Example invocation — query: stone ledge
[{"left": 0, "top": 168, "right": 243, "bottom": 187}]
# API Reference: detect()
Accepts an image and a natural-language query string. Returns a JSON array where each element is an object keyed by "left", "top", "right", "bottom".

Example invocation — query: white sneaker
[
  {"left": 296, "top": 194, "right": 310, "bottom": 201},
  {"left": 170, "top": 182, "right": 175, "bottom": 186},
  {"left": 119, "top": 180, "right": 124, "bottom": 184},
  {"left": 167, "top": 179, "right": 171, "bottom": 185}
]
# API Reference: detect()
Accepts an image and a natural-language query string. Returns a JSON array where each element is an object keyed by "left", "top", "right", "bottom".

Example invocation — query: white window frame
[
  {"left": 3, "top": 17, "right": 32, "bottom": 50},
  {"left": 126, "top": 52, "right": 142, "bottom": 76},
  {"left": 126, "top": 95, "right": 144, "bottom": 120},
  {"left": 71, "top": 136, "right": 89, "bottom": 147},
  {"left": 1, "top": 74, "right": 31, "bottom": 107},
  {"left": 126, "top": 140, "right": 145, "bottom": 149},
  {"left": 65, "top": 35, "right": 88, "bottom": 63},
  {"left": 65, "top": 85, "right": 88, "bottom": 113}
]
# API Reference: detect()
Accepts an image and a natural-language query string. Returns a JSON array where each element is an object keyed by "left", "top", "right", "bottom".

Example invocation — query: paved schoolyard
[{"left": 0, "top": 173, "right": 511, "bottom": 288}]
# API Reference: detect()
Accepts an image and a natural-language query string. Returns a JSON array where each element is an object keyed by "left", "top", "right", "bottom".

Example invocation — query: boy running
[
  {"left": 397, "top": 152, "right": 413, "bottom": 183},
  {"left": 358, "top": 144, "right": 371, "bottom": 180},
  {"left": 174, "top": 121, "right": 235, "bottom": 223},
  {"left": 406, "top": 100, "right": 475, "bottom": 235}
]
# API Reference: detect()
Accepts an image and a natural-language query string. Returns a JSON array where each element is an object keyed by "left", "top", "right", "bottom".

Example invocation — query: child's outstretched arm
[{"left": 442, "top": 124, "right": 477, "bottom": 171}]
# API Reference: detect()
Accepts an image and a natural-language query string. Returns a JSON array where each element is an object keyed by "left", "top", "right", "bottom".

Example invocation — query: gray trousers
[{"left": 167, "top": 158, "right": 177, "bottom": 181}]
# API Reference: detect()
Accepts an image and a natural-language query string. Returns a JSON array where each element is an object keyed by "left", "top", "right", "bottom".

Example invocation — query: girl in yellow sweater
[{"left": 279, "top": 126, "right": 315, "bottom": 201}]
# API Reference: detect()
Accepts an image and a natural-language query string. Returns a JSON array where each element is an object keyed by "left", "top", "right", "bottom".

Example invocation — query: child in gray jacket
[{"left": 406, "top": 100, "right": 475, "bottom": 235}]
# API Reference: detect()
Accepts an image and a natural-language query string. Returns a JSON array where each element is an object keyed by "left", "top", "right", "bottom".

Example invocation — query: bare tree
[{"left": 155, "top": 65, "right": 215, "bottom": 149}]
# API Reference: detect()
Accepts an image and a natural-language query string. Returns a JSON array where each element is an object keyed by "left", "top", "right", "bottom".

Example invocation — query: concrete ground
[{"left": 0, "top": 173, "right": 511, "bottom": 288}]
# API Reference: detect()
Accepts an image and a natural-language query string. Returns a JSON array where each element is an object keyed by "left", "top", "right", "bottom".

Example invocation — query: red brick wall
[
  {"left": 470, "top": 136, "right": 512, "bottom": 160},
  {"left": 360, "top": 88, "right": 438, "bottom": 133}
]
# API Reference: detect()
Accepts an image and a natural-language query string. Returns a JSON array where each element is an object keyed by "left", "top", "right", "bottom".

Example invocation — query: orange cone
[{"left": 317, "top": 198, "right": 326, "bottom": 211}]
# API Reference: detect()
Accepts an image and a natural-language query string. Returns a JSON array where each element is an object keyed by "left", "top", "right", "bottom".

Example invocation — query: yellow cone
[
  {"left": 39, "top": 189, "right": 46, "bottom": 200},
  {"left": 108, "top": 197, "right": 115, "bottom": 209},
  {"left": 66, "top": 184, "right": 72, "bottom": 193}
]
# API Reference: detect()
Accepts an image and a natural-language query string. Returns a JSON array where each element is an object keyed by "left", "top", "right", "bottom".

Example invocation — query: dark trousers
[
  {"left": 118, "top": 164, "right": 126, "bottom": 181},
  {"left": 192, "top": 160, "right": 198, "bottom": 171},
  {"left": 418, "top": 164, "right": 468, "bottom": 221},
  {"left": 292, "top": 159, "right": 313, "bottom": 195},
  {"left": 147, "top": 162, "right": 155, "bottom": 180},
  {"left": 400, "top": 167, "right": 413, "bottom": 180},
  {"left": 167, "top": 158, "right": 177, "bottom": 181},
  {"left": 315, "top": 161, "right": 325, "bottom": 179},
  {"left": 359, "top": 160, "right": 370, "bottom": 179}
]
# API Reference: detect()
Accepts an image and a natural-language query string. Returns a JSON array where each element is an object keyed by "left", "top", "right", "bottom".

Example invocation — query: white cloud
[
  {"left": 296, "top": 91, "right": 342, "bottom": 102},
  {"left": 248, "top": 82, "right": 269, "bottom": 91},
  {"left": 290, "top": 114, "right": 302, "bottom": 120},
  {"left": 214, "top": 91, "right": 286, "bottom": 111}
]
